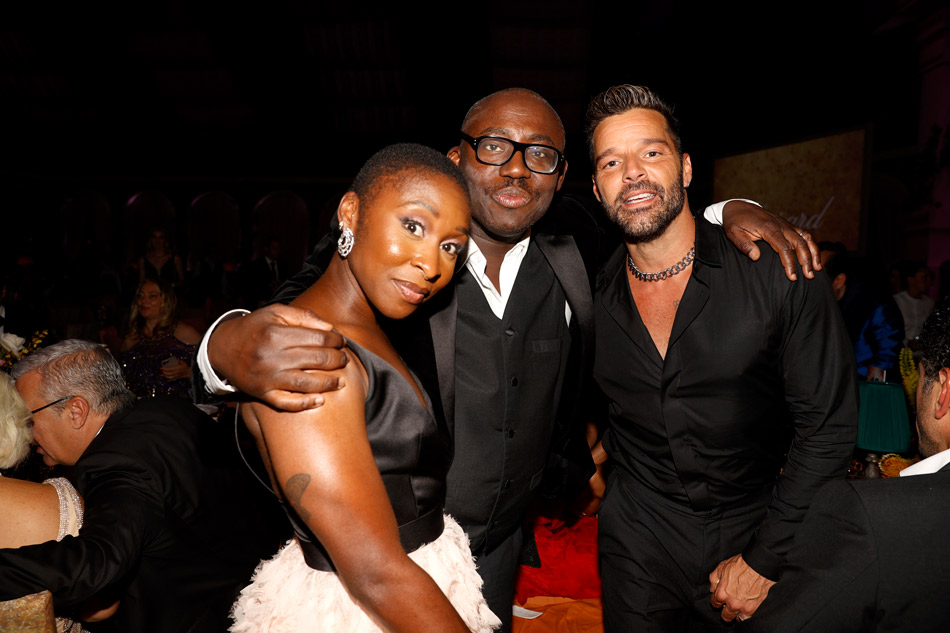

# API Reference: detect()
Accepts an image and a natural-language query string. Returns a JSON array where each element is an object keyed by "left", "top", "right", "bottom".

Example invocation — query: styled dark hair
[
  {"left": 918, "top": 297, "right": 950, "bottom": 383},
  {"left": 899, "top": 260, "right": 930, "bottom": 283},
  {"left": 585, "top": 84, "right": 682, "bottom": 162},
  {"left": 350, "top": 143, "right": 470, "bottom": 210}
]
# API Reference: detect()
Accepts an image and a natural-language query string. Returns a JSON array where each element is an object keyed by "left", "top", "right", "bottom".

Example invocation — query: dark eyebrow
[
  {"left": 593, "top": 148, "right": 614, "bottom": 165},
  {"left": 640, "top": 138, "right": 672, "bottom": 148},
  {"left": 594, "top": 138, "right": 673, "bottom": 165},
  {"left": 404, "top": 200, "right": 471, "bottom": 236},
  {"left": 408, "top": 199, "right": 440, "bottom": 218},
  {"left": 476, "top": 126, "right": 559, "bottom": 147}
]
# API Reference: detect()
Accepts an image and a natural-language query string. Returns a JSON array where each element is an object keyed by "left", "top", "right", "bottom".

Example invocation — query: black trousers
[
  {"left": 475, "top": 527, "right": 523, "bottom": 633},
  {"left": 599, "top": 470, "right": 770, "bottom": 633}
]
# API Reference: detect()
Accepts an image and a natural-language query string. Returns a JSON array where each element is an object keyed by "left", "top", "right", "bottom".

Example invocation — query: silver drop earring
[{"left": 337, "top": 226, "right": 354, "bottom": 258}]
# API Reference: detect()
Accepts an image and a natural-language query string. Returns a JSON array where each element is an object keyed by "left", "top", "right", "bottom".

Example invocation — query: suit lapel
[
  {"left": 534, "top": 233, "right": 594, "bottom": 355},
  {"left": 431, "top": 233, "right": 592, "bottom": 438}
]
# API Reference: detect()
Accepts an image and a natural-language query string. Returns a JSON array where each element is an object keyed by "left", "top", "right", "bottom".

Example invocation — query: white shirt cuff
[
  {"left": 702, "top": 199, "right": 762, "bottom": 225},
  {"left": 197, "top": 309, "right": 249, "bottom": 395}
]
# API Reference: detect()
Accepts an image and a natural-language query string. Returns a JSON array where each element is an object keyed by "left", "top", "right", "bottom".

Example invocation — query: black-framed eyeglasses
[
  {"left": 31, "top": 395, "right": 73, "bottom": 415},
  {"left": 460, "top": 132, "right": 564, "bottom": 175}
]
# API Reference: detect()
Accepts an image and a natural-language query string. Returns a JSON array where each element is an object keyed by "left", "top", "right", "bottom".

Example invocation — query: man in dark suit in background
[
  {"left": 193, "top": 89, "right": 820, "bottom": 632},
  {"left": 0, "top": 340, "right": 279, "bottom": 632},
  {"left": 744, "top": 297, "right": 950, "bottom": 632}
]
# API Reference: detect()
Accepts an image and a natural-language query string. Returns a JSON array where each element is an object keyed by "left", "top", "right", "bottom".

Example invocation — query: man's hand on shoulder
[
  {"left": 721, "top": 200, "right": 821, "bottom": 281},
  {"left": 709, "top": 554, "right": 776, "bottom": 622},
  {"left": 208, "top": 304, "right": 347, "bottom": 411}
]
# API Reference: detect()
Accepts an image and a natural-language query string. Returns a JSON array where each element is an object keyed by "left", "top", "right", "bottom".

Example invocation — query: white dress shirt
[{"left": 463, "top": 236, "right": 572, "bottom": 325}]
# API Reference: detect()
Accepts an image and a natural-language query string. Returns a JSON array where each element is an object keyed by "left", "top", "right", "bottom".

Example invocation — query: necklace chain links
[{"left": 626, "top": 247, "right": 695, "bottom": 282}]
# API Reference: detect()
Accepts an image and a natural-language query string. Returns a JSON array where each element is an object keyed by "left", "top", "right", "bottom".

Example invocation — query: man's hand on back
[
  {"left": 721, "top": 200, "right": 821, "bottom": 282},
  {"left": 208, "top": 304, "right": 347, "bottom": 411}
]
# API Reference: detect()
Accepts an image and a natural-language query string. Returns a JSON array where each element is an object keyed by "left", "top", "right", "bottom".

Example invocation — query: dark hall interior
[{"left": 1, "top": 0, "right": 948, "bottom": 341}]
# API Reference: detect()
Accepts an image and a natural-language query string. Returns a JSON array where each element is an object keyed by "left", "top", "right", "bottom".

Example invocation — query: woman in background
[
  {"left": 118, "top": 277, "right": 201, "bottom": 398},
  {"left": 138, "top": 227, "right": 184, "bottom": 288}
]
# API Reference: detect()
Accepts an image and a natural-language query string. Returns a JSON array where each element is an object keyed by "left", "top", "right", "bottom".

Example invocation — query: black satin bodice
[{"left": 281, "top": 338, "right": 452, "bottom": 571}]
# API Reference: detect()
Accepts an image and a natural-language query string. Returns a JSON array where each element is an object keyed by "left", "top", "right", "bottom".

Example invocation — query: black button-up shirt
[{"left": 595, "top": 217, "right": 858, "bottom": 579}]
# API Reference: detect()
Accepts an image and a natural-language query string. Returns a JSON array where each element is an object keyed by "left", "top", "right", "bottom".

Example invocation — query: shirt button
[
  {"left": 507, "top": 429, "right": 515, "bottom": 439},
  {"left": 510, "top": 377, "right": 518, "bottom": 387},
  {"left": 503, "top": 480, "right": 512, "bottom": 489},
  {"left": 505, "top": 327, "right": 516, "bottom": 337}
]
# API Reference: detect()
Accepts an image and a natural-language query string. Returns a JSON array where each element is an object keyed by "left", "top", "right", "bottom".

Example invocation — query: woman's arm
[
  {"left": 249, "top": 354, "right": 471, "bottom": 633},
  {"left": 0, "top": 478, "right": 60, "bottom": 548},
  {"left": 0, "top": 479, "right": 122, "bottom": 622}
]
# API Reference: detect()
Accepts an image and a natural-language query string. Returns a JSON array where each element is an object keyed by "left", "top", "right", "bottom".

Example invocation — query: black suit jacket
[
  {"left": 427, "top": 226, "right": 597, "bottom": 501},
  {"left": 0, "top": 398, "right": 280, "bottom": 633},
  {"left": 743, "top": 464, "right": 950, "bottom": 632}
]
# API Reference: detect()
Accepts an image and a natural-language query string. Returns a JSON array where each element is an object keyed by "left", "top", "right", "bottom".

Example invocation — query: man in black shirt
[{"left": 586, "top": 85, "right": 857, "bottom": 631}]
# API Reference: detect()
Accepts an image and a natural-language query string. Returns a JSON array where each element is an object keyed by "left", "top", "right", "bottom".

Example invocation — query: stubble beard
[{"left": 602, "top": 170, "right": 686, "bottom": 245}]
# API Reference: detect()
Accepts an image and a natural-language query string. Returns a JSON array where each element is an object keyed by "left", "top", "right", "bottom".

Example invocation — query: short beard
[{"left": 601, "top": 169, "right": 686, "bottom": 244}]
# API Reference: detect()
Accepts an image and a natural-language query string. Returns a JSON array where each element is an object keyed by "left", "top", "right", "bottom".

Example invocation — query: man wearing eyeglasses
[
  {"left": 0, "top": 340, "right": 281, "bottom": 633},
  {"left": 194, "top": 88, "right": 819, "bottom": 631}
]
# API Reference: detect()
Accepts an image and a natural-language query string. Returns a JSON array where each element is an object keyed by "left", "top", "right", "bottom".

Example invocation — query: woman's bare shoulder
[
  {"left": 173, "top": 321, "right": 203, "bottom": 346},
  {"left": 250, "top": 344, "right": 367, "bottom": 427}
]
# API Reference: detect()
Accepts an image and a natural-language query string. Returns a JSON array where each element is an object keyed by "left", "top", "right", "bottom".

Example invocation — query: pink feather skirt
[{"left": 231, "top": 514, "right": 500, "bottom": 632}]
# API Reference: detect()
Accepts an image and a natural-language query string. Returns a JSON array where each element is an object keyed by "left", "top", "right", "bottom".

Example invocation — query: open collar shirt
[
  {"left": 464, "top": 236, "right": 572, "bottom": 325},
  {"left": 594, "top": 217, "right": 858, "bottom": 580}
]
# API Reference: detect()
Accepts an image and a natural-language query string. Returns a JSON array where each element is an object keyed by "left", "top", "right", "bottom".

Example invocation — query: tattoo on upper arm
[{"left": 284, "top": 473, "right": 312, "bottom": 522}]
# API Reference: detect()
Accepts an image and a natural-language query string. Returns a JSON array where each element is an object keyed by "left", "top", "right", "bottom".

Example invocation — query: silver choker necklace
[{"left": 627, "top": 247, "right": 695, "bottom": 282}]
